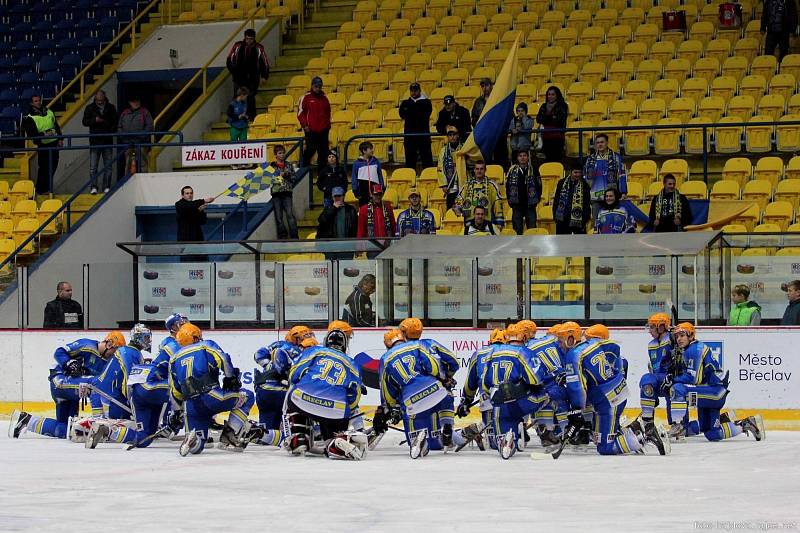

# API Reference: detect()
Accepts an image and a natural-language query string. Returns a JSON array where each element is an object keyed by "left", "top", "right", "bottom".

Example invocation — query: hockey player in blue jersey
[
  {"left": 561, "top": 322, "right": 669, "bottom": 456},
  {"left": 638, "top": 313, "right": 677, "bottom": 434},
  {"left": 399, "top": 317, "right": 460, "bottom": 449},
  {"left": 665, "top": 322, "right": 764, "bottom": 442},
  {"left": 9, "top": 331, "right": 126, "bottom": 439},
  {"left": 253, "top": 324, "right": 315, "bottom": 445},
  {"left": 481, "top": 323, "right": 549, "bottom": 459},
  {"left": 284, "top": 324, "right": 368, "bottom": 460},
  {"left": 170, "top": 323, "right": 258, "bottom": 456}
]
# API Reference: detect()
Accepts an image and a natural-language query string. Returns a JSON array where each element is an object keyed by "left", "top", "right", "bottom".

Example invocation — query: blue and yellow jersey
[
  {"left": 379, "top": 340, "right": 442, "bottom": 408},
  {"left": 169, "top": 340, "right": 235, "bottom": 401},
  {"left": 151, "top": 336, "right": 180, "bottom": 383},
  {"left": 254, "top": 340, "right": 301, "bottom": 377},
  {"left": 462, "top": 344, "right": 498, "bottom": 402},
  {"left": 128, "top": 362, "right": 170, "bottom": 392},
  {"left": 94, "top": 345, "right": 144, "bottom": 400},
  {"left": 674, "top": 340, "right": 723, "bottom": 386},
  {"left": 419, "top": 338, "right": 460, "bottom": 379},
  {"left": 565, "top": 339, "right": 626, "bottom": 410},
  {"left": 480, "top": 344, "right": 544, "bottom": 396},
  {"left": 526, "top": 336, "right": 564, "bottom": 376},
  {"left": 288, "top": 346, "right": 363, "bottom": 415},
  {"left": 647, "top": 333, "right": 673, "bottom": 374},
  {"left": 52, "top": 338, "right": 107, "bottom": 376}
]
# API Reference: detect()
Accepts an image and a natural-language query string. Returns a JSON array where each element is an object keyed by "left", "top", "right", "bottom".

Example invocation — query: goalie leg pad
[
  {"left": 285, "top": 411, "right": 312, "bottom": 455},
  {"left": 326, "top": 431, "right": 368, "bottom": 460}
]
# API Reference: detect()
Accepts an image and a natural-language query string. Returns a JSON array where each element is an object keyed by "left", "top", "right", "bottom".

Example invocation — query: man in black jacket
[
  {"left": 82, "top": 90, "right": 118, "bottom": 194},
  {"left": 761, "top": 0, "right": 799, "bottom": 60},
  {"left": 435, "top": 95, "right": 471, "bottom": 137},
  {"left": 317, "top": 187, "right": 358, "bottom": 259},
  {"left": 647, "top": 174, "right": 692, "bottom": 233},
  {"left": 43, "top": 281, "right": 84, "bottom": 329},
  {"left": 343, "top": 274, "right": 376, "bottom": 327},
  {"left": 399, "top": 82, "right": 433, "bottom": 169},
  {"left": 782, "top": 280, "right": 800, "bottom": 325},
  {"left": 226, "top": 28, "right": 270, "bottom": 121},
  {"left": 176, "top": 185, "right": 215, "bottom": 241}
]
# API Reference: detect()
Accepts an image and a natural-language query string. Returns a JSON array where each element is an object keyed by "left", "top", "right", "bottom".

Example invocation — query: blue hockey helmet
[
  {"left": 130, "top": 323, "right": 152, "bottom": 352},
  {"left": 165, "top": 313, "right": 188, "bottom": 333}
]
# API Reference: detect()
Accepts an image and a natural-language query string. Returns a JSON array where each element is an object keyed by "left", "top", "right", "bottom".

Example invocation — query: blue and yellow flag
[
  {"left": 455, "top": 36, "right": 520, "bottom": 185},
  {"left": 223, "top": 163, "right": 280, "bottom": 200}
]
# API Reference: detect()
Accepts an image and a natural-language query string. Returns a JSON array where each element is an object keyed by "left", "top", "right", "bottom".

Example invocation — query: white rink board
[{"left": 1, "top": 327, "right": 798, "bottom": 408}]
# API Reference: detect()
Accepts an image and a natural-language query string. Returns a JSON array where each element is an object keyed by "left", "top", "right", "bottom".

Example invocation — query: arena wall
[{"left": 1, "top": 327, "right": 798, "bottom": 425}]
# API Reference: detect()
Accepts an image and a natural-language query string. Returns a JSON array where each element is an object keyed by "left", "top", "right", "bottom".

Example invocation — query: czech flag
[{"left": 455, "top": 36, "right": 520, "bottom": 185}]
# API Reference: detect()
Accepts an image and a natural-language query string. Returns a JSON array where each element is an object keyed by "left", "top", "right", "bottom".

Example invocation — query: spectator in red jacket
[
  {"left": 357, "top": 184, "right": 396, "bottom": 239},
  {"left": 297, "top": 76, "right": 331, "bottom": 171},
  {"left": 226, "top": 28, "right": 270, "bottom": 121}
]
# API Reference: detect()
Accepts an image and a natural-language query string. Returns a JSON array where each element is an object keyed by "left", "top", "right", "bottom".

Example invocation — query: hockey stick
[
  {"left": 126, "top": 425, "right": 170, "bottom": 450},
  {"left": 454, "top": 424, "right": 489, "bottom": 452},
  {"left": 88, "top": 385, "right": 132, "bottom": 414},
  {"left": 530, "top": 435, "right": 568, "bottom": 460}
]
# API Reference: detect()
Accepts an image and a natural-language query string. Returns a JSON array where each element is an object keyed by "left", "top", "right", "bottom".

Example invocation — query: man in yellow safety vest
[{"left": 22, "top": 94, "right": 62, "bottom": 194}]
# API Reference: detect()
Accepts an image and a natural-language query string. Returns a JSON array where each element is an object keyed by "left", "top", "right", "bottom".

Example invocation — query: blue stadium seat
[
  {"left": 39, "top": 54, "right": 60, "bottom": 73},
  {"left": 18, "top": 72, "right": 39, "bottom": 85},
  {"left": 0, "top": 73, "right": 15, "bottom": 90},
  {"left": 20, "top": 87, "right": 39, "bottom": 102},
  {"left": 36, "top": 38, "right": 56, "bottom": 51},
  {"left": 78, "top": 37, "right": 100, "bottom": 62},
  {"left": 57, "top": 37, "right": 79, "bottom": 50},
  {"left": 40, "top": 71, "right": 62, "bottom": 98},
  {"left": 0, "top": 89, "right": 20, "bottom": 108},
  {"left": 59, "top": 53, "right": 82, "bottom": 78}
]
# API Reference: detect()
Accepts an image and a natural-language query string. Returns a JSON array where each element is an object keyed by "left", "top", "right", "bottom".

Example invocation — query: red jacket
[
  {"left": 357, "top": 201, "right": 396, "bottom": 238},
  {"left": 297, "top": 90, "right": 331, "bottom": 133}
]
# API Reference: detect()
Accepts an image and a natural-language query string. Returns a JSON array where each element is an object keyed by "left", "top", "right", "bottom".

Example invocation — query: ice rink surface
[{"left": 2, "top": 422, "right": 800, "bottom": 533}]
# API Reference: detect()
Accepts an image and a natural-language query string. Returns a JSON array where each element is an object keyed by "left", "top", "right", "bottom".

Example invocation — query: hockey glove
[
  {"left": 371, "top": 406, "right": 389, "bottom": 434},
  {"left": 442, "top": 377, "right": 457, "bottom": 391},
  {"left": 64, "top": 358, "right": 83, "bottom": 377},
  {"left": 388, "top": 406, "right": 403, "bottom": 425},
  {"left": 554, "top": 371, "right": 567, "bottom": 387},
  {"left": 167, "top": 409, "right": 185, "bottom": 433},
  {"left": 564, "top": 412, "right": 584, "bottom": 444},
  {"left": 660, "top": 375, "right": 673, "bottom": 395},
  {"left": 222, "top": 369, "right": 242, "bottom": 391},
  {"left": 456, "top": 401, "right": 471, "bottom": 418}
]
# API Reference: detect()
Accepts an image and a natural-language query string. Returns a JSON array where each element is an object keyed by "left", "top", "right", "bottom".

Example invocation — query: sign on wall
[
  {"left": 138, "top": 263, "right": 211, "bottom": 320},
  {"left": 180, "top": 143, "right": 268, "bottom": 167}
]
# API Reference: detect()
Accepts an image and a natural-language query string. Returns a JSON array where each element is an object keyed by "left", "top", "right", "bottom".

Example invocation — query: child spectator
[
  {"left": 317, "top": 150, "right": 348, "bottom": 208},
  {"left": 351, "top": 141, "right": 384, "bottom": 206},
  {"left": 227, "top": 87, "right": 249, "bottom": 169}
]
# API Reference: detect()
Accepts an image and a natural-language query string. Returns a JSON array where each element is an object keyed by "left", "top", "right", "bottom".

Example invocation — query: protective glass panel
[
  {"left": 137, "top": 262, "right": 212, "bottom": 321},
  {"left": 30, "top": 261, "right": 85, "bottom": 329},
  {"left": 589, "top": 256, "right": 673, "bottom": 321},
  {"left": 260, "top": 261, "right": 276, "bottom": 323},
  {"left": 531, "top": 256, "right": 583, "bottom": 321},
  {"left": 390, "top": 259, "right": 425, "bottom": 321},
  {"left": 88, "top": 262, "right": 134, "bottom": 328},
  {"left": 337, "top": 260, "right": 377, "bottom": 327},
  {"left": 427, "top": 257, "right": 472, "bottom": 321},
  {"left": 731, "top": 253, "right": 800, "bottom": 320},
  {"left": 214, "top": 260, "right": 257, "bottom": 321},
  {"left": 477, "top": 257, "right": 522, "bottom": 321},
  {"left": 283, "top": 261, "right": 330, "bottom": 324}
]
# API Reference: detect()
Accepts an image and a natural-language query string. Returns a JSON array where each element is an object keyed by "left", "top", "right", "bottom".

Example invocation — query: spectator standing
[
  {"left": 470, "top": 78, "right": 509, "bottom": 168},
  {"left": 81, "top": 90, "right": 117, "bottom": 194},
  {"left": 435, "top": 95, "right": 471, "bottom": 137},
  {"left": 438, "top": 126, "right": 464, "bottom": 210},
  {"left": 22, "top": 94, "right": 62, "bottom": 194},
  {"left": 454, "top": 160, "right": 504, "bottom": 228},
  {"left": 761, "top": 0, "right": 798, "bottom": 61},
  {"left": 553, "top": 166, "right": 591, "bottom": 235},
  {"left": 399, "top": 82, "right": 433, "bottom": 169},
  {"left": 464, "top": 205, "right": 496, "bottom": 235},
  {"left": 396, "top": 188, "right": 437, "bottom": 236},
  {"left": 594, "top": 188, "right": 637, "bottom": 234},
  {"left": 351, "top": 141, "right": 384, "bottom": 206},
  {"left": 176, "top": 186, "right": 214, "bottom": 241},
  {"left": 342, "top": 274, "right": 376, "bottom": 327},
  {"left": 357, "top": 184, "right": 396, "bottom": 238},
  {"left": 583, "top": 133, "right": 628, "bottom": 220},
  {"left": 728, "top": 284, "right": 762, "bottom": 326},
  {"left": 647, "top": 174, "right": 692, "bottom": 233},
  {"left": 317, "top": 150, "right": 348, "bottom": 208},
  {"left": 508, "top": 102, "right": 534, "bottom": 159},
  {"left": 270, "top": 144, "right": 299, "bottom": 239},
  {"left": 227, "top": 87, "right": 249, "bottom": 145},
  {"left": 782, "top": 280, "right": 800, "bottom": 325},
  {"left": 505, "top": 149, "right": 542, "bottom": 234},
  {"left": 43, "top": 281, "right": 84, "bottom": 329},
  {"left": 317, "top": 187, "right": 358, "bottom": 238},
  {"left": 117, "top": 96, "right": 154, "bottom": 174},
  {"left": 297, "top": 76, "right": 331, "bottom": 171},
  {"left": 535, "top": 86, "right": 569, "bottom": 163},
  {"left": 225, "top": 28, "right": 270, "bottom": 121}
]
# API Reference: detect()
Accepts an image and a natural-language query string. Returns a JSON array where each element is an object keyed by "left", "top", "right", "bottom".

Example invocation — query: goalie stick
[{"left": 87, "top": 384, "right": 132, "bottom": 414}]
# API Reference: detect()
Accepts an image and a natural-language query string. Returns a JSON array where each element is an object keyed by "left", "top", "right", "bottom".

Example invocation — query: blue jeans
[{"left": 90, "top": 146, "right": 114, "bottom": 189}]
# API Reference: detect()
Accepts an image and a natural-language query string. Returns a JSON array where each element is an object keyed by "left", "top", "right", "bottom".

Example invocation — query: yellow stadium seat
[
  {"left": 0, "top": 218, "right": 13, "bottom": 240},
  {"left": 393, "top": 35, "right": 419, "bottom": 60},
  {"left": 553, "top": 27, "right": 578, "bottom": 50},
  {"left": 660, "top": 158, "right": 689, "bottom": 184},
  {"left": 654, "top": 118, "right": 682, "bottom": 155},
  {"left": 638, "top": 97, "right": 665, "bottom": 122},
  {"left": 330, "top": 56, "right": 354, "bottom": 79},
  {"left": 753, "top": 156, "right": 784, "bottom": 187},
  {"left": 623, "top": 40, "right": 648, "bottom": 66},
  {"left": 352, "top": 0, "right": 375, "bottom": 23},
  {"left": 752, "top": 55, "right": 778, "bottom": 82},
  {"left": 710, "top": 180, "right": 741, "bottom": 201},
  {"left": 633, "top": 59, "right": 661, "bottom": 87},
  {"left": 788, "top": 156, "right": 800, "bottom": 180},
  {"left": 727, "top": 95, "right": 755, "bottom": 119},
  {"left": 407, "top": 52, "right": 432, "bottom": 75},
  {"left": 757, "top": 92, "right": 786, "bottom": 118},
  {"left": 376, "top": 0, "right": 399, "bottom": 23},
  {"left": 768, "top": 73, "right": 796, "bottom": 101},
  {"left": 276, "top": 111, "right": 300, "bottom": 136},
  {"left": 580, "top": 61, "right": 606, "bottom": 86},
  {"left": 775, "top": 178, "right": 800, "bottom": 204},
  {"left": 362, "top": 19, "right": 386, "bottom": 41},
  {"left": 0, "top": 182, "right": 8, "bottom": 201},
  {"left": 418, "top": 69, "right": 442, "bottom": 91},
  {"left": 739, "top": 74, "right": 767, "bottom": 101},
  {"left": 526, "top": 28, "right": 552, "bottom": 53},
  {"left": 325, "top": 92, "right": 346, "bottom": 113},
  {"left": 516, "top": 47, "right": 539, "bottom": 74},
  {"left": 409, "top": 17, "right": 435, "bottom": 40},
  {"left": 456, "top": 85, "right": 480, "bottom": 102},
  {"left": 621, "top": 81, "right": 647, "bottom": 107},
  {"left": 476, "top": 0, "right": 501, "bottom": 16},
  {"left": 563, "top": 81, "right": 590, "bottom": 113},
  {"left": 779, "top": 54, "right": 800, "bottom": 81},
  {"left": 269, "top": 94, "right": 295, "bottom": 116},
  {"left": 605, "top": 98, "right": 635, "bottom": 127},
  {"left": 594, "top": 43, "right": 620, "bottom": 66},
  {"left": 463, "top": 14, "right": 487, "bottom": 37},
  {"left": 698, "top": 96, "right": 726, "bottom": 123},
  {"left": 721, "top": 56, "right": 749, "bottom": 82},
  {"left": 721, "top": 224, "right": 748, "bottom": 233},
  {"left": 356, "top": 108, "right": 382, "bottom": 131},
  {"left": 677, "top": 40, "right": 704, "bottom": 64},
  {"left": 652, "top": 79, "right": 678, "bottom": 106},
  {"left": 693, "top": 57, "right": 720, "bottom": 83},
  {"left": 8, "top": 180, "right": 34, "bottom": 206},
  {"left": 388, "top": 70, "right": 415, "bottom": 94},
  {"left": 705, "top": 39, "right": 732, "bottom": 64},
  {"left": 470, "top": 66, "right": 496, "bottom": 86},
  {"left": 337, "top": 20, "right": 361, "bottom": 41},
  {"left": 681, "top": 77, "right": 708, "bottom": 102},
  {"left": 363, "top": 72, "right": 389, "bottom": 96},
  {"left": 689, "top": 21, "right": 714, "bottom": 42},
  {"left": 623, "top": 118, "right": 652, "bottom": 156},
  {"left": 339, "top": 73, "right": 364, "bottom": 96},
  {"left": 37, "top": 198, "right": 62, "bottom": 236},
  {"left": 628, "top": 159, "right": 657, "bottom": 188},
  {"left": 682, "top": 180, "right": 708, "bottom": 200},
  {"left": 534, "top": 257, "right": 567, "bottom": 280},
  {"left": 539, "top": 10, "right": 565, "bottom": 34},
  {"left": 564, "top": 120, "right": 593, "bottom": 158},
  {"left": 777, "top": 114, "right": 800, "bottom": 152},
  {"left": 625, "top": 181, "right": 644, "bottom": 203},
  {"left": 304, "top": 57, "right": 329, "bottom": 76},
  {"left": 715, "top": 116, "right": 744, "bottom": 153},
  {"left": 540, "top": 46, "right": 565, "bottom": 70},
  {"left": 762, "top": 201, "right": 794, "bottom": 230},
  {"left": 742, "top": 180, "right": 773, "bottom": 209},
  {"left": 458, "top": 50, "right": 485, "bottom": 73},
  {"left": 607, "top": 61, "right": 634, "bottom": 85},
  {"left": 684, "top": 116, "right": 713, "bottom": 154},
  {"left": 664, "top": 58, "right": 692, "bottom": 85},
  {"left": 399, "top": 0, "right": 423, "bottom": 20},
  {"left": 710, "top": 76, "right": 738, "bottom": 103},
  {"left": 787, "top": 224, "right": 800, "bottom": 233},
  {"left": 618, "top": 8, "right": 643, "bottom": 29},
  {"left": 776, "top": 247, "right": 800, "bottom": 256},
  {"left": 514, "top": 11, "right": 539, "bottom": 33},
  {"left": 646, "top": 180, "right": 665, "bottom": 201},
  {"left": 522, "top": 63, "right": 548, "bottom": 89},
  {"left": 634, "top": 23, "right": 659, "bottom": 48},
  {"left": 448, "top": 33, "right": 474, "bottom": 58},
  {"left": 594, "top": 8, "right": 619, "bottom": 31},
  {"left": 580, "top": 100, "right": 608, "bottom": 124},
  {"left": 733, "top": 38, "right": 760, "bottom": 62},
  {"left": 649, "top": 41, "right": 675, "bottom": 65},
  {"left": 574, "top": 31, "right": 601, "bottom": 57},
  {"left": 12, "top": 217, "right": 38, "bottom": 256},
  {"left": 486, "top": 48, "right": 511, "bottom": 73},
  {"left": 740, "top": 247, "right": 773, "bottom": 257},
  {"left": 722, "top": 157, "right": 753, "bottom": 185},
  {"left": 422, "top": 34, "right": 449, "bottom": 57},
  {"left": 668, "top": 97, "right": 695, "bottom": 123},
  {"left": 372, "top": 37, "right": 397, "bottom": 60},
  {"left": 11, "top": 199, "right": 36, "bottom": 225},
  {"left": 746, "top": 116, "right": 774, "bottom": 153},
  {"left": 731, "top": 204, "right": 760, "bottom": 231}
]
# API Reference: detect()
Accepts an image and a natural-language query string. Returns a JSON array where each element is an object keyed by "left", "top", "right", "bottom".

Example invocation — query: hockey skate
[
  {"left": 326, "top": 431, "right": 368, "bottom": 460},
  {"left": 179, "top": 430, "right": 203, "bottom": 456},
  {"left": 737, "top": 414, "right": 765, "bottom": 442},
  {"left": 365, "top": 427, "right": 385, "bottom": 451},
  {"left": 409, "top": 429, "right": 429, "bottom": 459},
  {"left": 499, "top": 429, "right": 517, "bottom": 460},
  {"left": 442, "top": 423, "right": 454, "bottom": 450},
  {"left": 218, "top": 423, "right": 249, "bottom": 452},
  {"left": 8, "top": 410, "right": 30, "bottom": 439},
  {"left": 536, "top": 424, "right": 561, "bottom": 452},
  {"left": 667, "top": 421, "right": 686, "bottom": 442},
  {"left": 455, "top": 422, "right": 487, "bottom": 452},
  {"left": 719, "top": 410, "right": 736, "bottom": 425},
  {"left": 85, "top": 422, "right": 110, "bottom": 449},
  {"left": 643, "top": 423, "right": 671, "bottom": 456}
]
